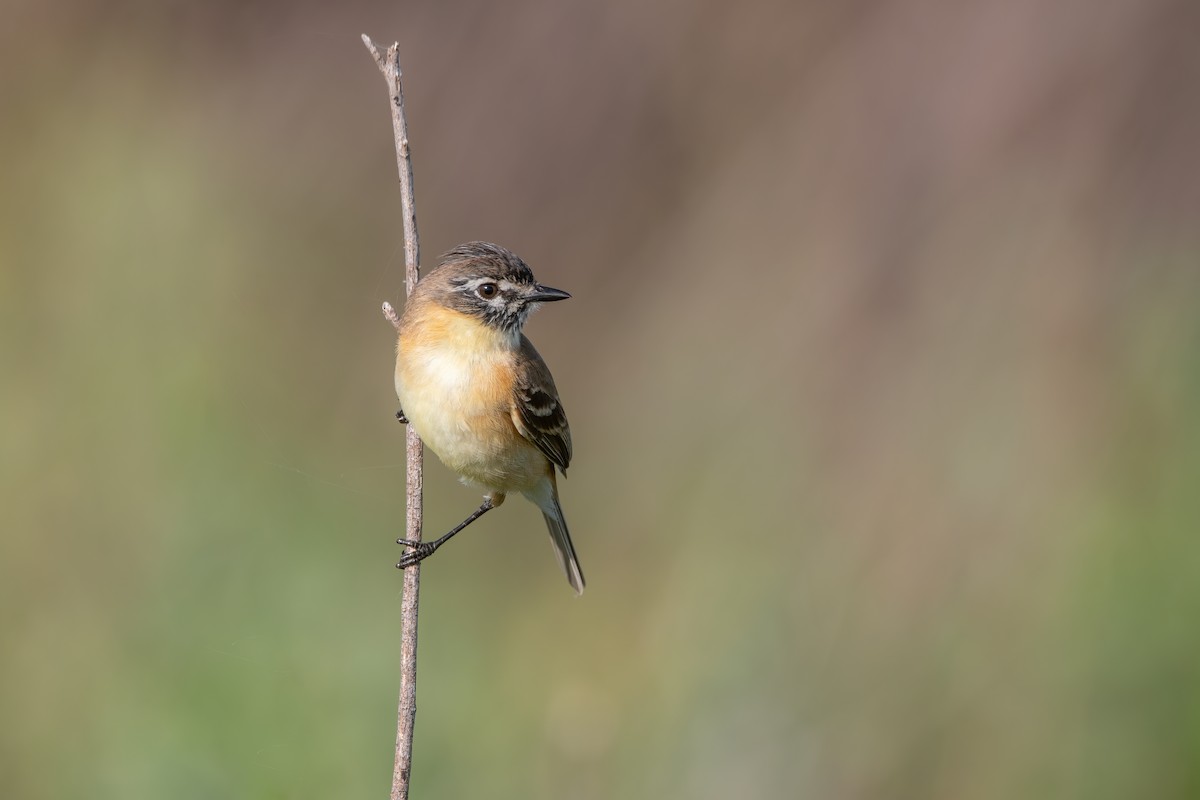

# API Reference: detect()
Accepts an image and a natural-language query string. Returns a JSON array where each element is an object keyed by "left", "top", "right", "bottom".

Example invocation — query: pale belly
[{"left": 396, "top": 344, "right": 547, "bottom": 493}]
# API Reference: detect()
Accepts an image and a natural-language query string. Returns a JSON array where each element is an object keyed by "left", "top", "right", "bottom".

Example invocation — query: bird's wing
[{"left": 511, "top": 335, "right": 572, "bottom": 472}]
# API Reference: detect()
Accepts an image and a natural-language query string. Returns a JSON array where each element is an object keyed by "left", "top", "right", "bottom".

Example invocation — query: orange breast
[{"left": 394, "top": 306, "right": 546, "bottom": 492}]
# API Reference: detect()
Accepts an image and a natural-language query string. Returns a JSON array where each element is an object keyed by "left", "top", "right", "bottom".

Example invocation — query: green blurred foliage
[{"left": 3, "top": 0, "right": 1199, "bottom": 798}]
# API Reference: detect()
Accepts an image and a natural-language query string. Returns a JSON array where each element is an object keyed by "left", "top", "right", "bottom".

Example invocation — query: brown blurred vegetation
[{"left": 2, "top": 0, "right": 1199, "bottom": 798}]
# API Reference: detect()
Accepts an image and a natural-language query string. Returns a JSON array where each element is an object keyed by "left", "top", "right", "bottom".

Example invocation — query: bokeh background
[{"left": 4, "top": 0, "right": 1199, "bottom": 797}]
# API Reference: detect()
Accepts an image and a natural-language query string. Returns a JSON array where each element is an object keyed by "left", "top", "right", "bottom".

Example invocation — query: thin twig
[
  {"left": 362, "top": 33, "right": 424, "bottom": 800},
  {"left": 383, "top": 301, "right": 401, "bottom": 331}
]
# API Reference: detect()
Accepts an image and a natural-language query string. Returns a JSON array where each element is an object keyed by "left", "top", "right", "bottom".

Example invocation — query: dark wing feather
[{"left": 512, "top": 335, "right": 572, "bottom": 472}]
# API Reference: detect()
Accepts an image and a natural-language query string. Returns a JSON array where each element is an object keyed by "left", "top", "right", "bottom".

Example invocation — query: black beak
[{"left": 528, "top": 284, "right": 571, "bottom": 302}]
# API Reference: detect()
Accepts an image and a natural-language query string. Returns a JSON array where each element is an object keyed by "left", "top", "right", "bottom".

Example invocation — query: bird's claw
[{"left": 396, "top": 538, "right": 435, "bottom": 569}]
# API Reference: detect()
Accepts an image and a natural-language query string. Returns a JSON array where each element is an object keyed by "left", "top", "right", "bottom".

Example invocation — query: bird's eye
[{"left": 477, "top": 283, "right": 498, "bottom": 299}]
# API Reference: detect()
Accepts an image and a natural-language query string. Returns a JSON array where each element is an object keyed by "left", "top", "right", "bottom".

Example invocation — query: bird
[{"left": 391, "top": 242, "right": 585, "bottom": 594}]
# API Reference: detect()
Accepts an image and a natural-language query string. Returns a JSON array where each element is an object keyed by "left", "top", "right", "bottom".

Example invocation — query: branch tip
[
  {"left": 383, "top": 301, "right": 401, "bottom": 330},
  {"left": 361, "top": 34, "right": 382, "bottom": 66}
]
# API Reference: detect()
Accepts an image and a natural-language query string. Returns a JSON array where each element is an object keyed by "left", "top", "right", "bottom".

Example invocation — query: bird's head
[{"left": 423, "top": 242, "right": 570, "bottom": 335}]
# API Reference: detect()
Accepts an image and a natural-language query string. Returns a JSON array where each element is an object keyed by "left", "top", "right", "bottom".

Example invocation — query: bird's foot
[{"left": 396, "top": 538, "right": 438, "bottom": 569}]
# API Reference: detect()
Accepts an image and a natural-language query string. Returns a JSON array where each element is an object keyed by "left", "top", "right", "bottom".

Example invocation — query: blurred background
[{"left": 3, "top": 0, "right": 1199, "bottom": 797}]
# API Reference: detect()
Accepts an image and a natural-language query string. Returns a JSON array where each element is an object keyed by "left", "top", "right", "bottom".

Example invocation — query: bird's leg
[
  {"left": 397, "top": 495, "right": 497, "bottom": 569},
  {"left": 395, "top": 408, "right": 408, "bottom": 424}
]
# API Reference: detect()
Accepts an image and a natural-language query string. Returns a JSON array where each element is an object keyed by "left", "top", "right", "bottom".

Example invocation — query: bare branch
[
  {"left": 383, "top": 301, "right": 401, "bottom": 331},
  {"left": 362, "top": 33, "right": 424, "bottom": 800}
]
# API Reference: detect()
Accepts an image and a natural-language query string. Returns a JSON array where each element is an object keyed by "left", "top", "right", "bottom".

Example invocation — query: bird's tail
[
  {"left": 524, "top": 473, "right": 585, "bottom": 594},
  {"left": 530, "top": 475, "right": 585, "bottom": 595},
  {"left": 542, "top": 498, "right": 585, "bottom": 595}
]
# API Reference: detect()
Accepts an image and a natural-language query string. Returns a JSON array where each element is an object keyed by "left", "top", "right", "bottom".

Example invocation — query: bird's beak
[{"left": 528, "top": 284, "right": 571, "bottom": 302}]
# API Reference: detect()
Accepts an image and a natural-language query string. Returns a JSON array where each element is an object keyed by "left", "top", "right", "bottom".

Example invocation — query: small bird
[{"left": 392, "top": 242, "right": 584, "bottom": 593}]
